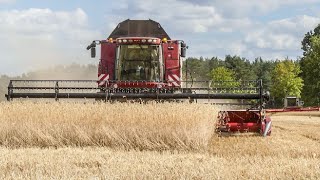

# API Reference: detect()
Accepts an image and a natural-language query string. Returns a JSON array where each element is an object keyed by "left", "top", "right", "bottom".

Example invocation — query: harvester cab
[{"left": 86, "top": 19, "right": 187, "bottom": 91}]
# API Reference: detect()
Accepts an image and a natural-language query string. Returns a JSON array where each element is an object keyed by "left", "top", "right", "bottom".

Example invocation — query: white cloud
[
  {"left": 245, "top": 15, "right": 320, "bottom": 51},
  {"left": 0, "top": 8, "right": 89, "bottom": 38},
  {"left": 246, "top": 32, "right": 298, "bottom": 50},
  {"left": 102, "top": 0, "right": 320, "bottom": 61},
  {"left": 105, "top": 0, "right": 254, "bottom": 34},
  {"left": 0, "top": 8, "right": 102, "bottom": 75},
  {"left": 229, "top": 42, "right": 248, "bottom": 55},
  {"left": 1, "top": 1, "right": 319, "bottom": 75},
  {"left": 0, "top": 0, "right": 14, "bottom": 4},
  {"left": 129, "top": 0, "right": 223, "bottom": 33},
  {"left": 178, "top": 0, "right": 319, "bottom": 17},
  {"left": 269, "top": 15, "right": 320, "bottom": 34}
]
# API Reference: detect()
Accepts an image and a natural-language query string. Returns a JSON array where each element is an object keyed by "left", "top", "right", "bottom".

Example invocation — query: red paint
[
  {"left": 98, "top": 38, "right": 183, "bottom": 88},
  {"left": 108, "top": 82, "right": 173, "bottom": 89},
  {"left": 266, "top": 107, "right": 320, "bottom": 113},
  {"left": 162, "top": 41, "right": 181, "bottom": 87},
  {"left": 98, "top": 42, "right": 116, "bottom": 83},
  {"left": 217, "top": 110, "right": 272, "bottom": 135}
]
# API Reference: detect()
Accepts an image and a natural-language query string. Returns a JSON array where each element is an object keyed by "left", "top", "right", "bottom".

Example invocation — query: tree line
[
  {"left": 183, "top": 56, "right": 302, "bottom": 107},
  {"left": 183, "top": 23, "right": 320, "bottom": 107}
]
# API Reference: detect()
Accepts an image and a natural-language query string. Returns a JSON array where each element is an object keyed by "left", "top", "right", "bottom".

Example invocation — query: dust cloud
[{"left": 0, "top": 63, "right": 98, "bottom": 101}]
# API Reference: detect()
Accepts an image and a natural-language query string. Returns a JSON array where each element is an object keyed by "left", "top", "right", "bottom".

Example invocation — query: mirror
[
  {"left": 181, "top": 47, "right": 186, "bottom": 57},
  {"left": 181, "top": 42, "right": 187, "bottom": 58},
  {"left": 91, "top": 47, "right": 96, "bottom": 58}
]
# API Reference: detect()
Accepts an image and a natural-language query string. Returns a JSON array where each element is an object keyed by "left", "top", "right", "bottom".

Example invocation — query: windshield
[{"left": 117, "top": 45, "right": 161, "bottom": 81}]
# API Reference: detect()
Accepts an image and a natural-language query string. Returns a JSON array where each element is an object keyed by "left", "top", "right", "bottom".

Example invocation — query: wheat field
[
  {"left": 0, "top": 102, "right": 319, "bottom": 179},
  {"left": 0, "top": 102, "right": 216, "bottom": 151}
]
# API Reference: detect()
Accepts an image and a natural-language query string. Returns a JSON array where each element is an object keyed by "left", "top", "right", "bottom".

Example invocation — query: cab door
[
  {"left": 98, "top": 42, "right": 116, "bottom": 86},
  {"left": 162, "top": 41, "right": 181, "bottom": 87}
]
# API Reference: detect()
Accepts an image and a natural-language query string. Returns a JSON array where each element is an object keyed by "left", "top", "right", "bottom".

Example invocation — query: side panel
[
  {"left": 162, "top": 42, "right": 181, "bottom": 87},
  {"left": 98, "top": 42, "right": 117, "bottom": 86}
]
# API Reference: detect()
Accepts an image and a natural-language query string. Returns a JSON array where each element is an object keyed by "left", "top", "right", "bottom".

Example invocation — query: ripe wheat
[
  {"left": 0, "top": 103, "right": 319, "bottom": 179},
  {"left": 0, "top": 101, "right": 216, "bottom": 151}
]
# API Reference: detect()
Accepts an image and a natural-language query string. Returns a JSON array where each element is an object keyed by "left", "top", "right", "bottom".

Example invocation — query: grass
[{"left": 0, "top": 102, "right": 319, "bottom": 179}]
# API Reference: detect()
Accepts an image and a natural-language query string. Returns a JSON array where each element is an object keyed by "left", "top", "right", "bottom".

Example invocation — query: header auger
[{"left": 5, "top": 19, "right": 272, "bottom": 136}]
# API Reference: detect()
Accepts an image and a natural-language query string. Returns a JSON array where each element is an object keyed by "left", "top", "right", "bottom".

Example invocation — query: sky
[{"left": 0, "top": 0, "right": 320, "bottom": 75}]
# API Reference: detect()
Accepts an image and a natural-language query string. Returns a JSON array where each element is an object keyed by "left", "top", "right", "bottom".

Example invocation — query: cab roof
[{"left": 108, "top": 19, "right": 171, "bottom": 40}]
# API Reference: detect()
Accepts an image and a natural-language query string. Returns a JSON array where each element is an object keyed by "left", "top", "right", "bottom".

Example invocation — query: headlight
[{"left": 123, "top": 39, "right": 127, "bottom": 43}]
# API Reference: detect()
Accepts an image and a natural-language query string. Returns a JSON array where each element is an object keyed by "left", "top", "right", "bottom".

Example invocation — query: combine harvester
[{"left": 5, "top": 19, "right": 272, "bottom": 136}]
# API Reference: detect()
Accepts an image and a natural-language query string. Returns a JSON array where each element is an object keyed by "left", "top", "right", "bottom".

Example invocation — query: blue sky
[{"left": 0, "top": 0, "right": 320, "bottom": 75}]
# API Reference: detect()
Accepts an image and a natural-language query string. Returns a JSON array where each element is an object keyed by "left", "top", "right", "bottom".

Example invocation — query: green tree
[
  {"left": 300, "top": 36, "right": 320, "bottom": 105},
  {"left": 271, "top": 60, "right": 304, "bottom": 105},
  {"left": 183, "top": 57, "right": 225, "bottom": 81},
  {"left": 183, "top": 57, "right": 207, "bottom": 81},
  {"left": 302, "top": 24, "right": 320, "bottom": 56},
  {"left": 202, "top": 57, "right": 225, "bottom": 79},
  {"left": 209, "top": 66, "right": 238, "bottom": 88},
  {"left": 252, "top": 57, "right": 275, "bottom": 91},
  {"left": 225, "top": 55, "right": 257, "bottom": 81}
]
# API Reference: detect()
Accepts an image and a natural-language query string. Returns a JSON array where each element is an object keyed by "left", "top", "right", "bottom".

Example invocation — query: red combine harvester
[{"left": 5, "top": 19, "right": 272, "bottom": 136}]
